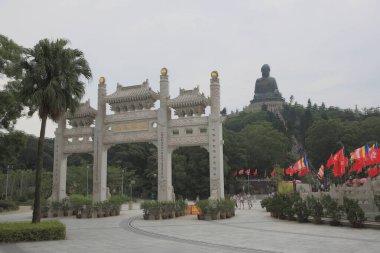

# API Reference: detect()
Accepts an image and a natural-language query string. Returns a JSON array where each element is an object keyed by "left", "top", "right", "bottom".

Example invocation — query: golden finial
[
  {"left": 99, "top": 76, "right": 106, "bottom": 86},
  {"left": 211, "top": 71, "right": 218, "bottom": 79},
  {"left": 161, "top": 67, "right": 168, "bottom": 76}
]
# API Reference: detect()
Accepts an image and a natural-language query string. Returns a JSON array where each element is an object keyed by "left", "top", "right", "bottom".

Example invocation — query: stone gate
[{"left": 51, "top": 68, "right": 224, "bottom": 202}]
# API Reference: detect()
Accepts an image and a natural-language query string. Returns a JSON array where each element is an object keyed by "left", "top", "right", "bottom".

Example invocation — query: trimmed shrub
[
  {"left": 294, "top": 198, "right": 309, "bottom": 223},
  {"left": 321, "top": 195, "right": 343, "bottom": 226},
  {"left": 0, "top": 220, "right": 66, "bottom": 242},
  {"left": 343, "top": 197, "right": 365, "bottom": 228},
  {"left": 0, "top": 200, "right": 19, "bottom": 212},
  {"left": 306, "top": 196, "right": 323, "bottom": 224}
]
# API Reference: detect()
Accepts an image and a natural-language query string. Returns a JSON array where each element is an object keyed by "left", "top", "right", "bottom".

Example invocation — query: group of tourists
[{"left": 232, "top": 193, "right": 256, "bottom": 209}]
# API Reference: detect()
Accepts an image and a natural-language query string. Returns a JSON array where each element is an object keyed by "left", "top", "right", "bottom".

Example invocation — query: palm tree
[{"left": 19, "top": 38, "right": 92, "bottom": 223}]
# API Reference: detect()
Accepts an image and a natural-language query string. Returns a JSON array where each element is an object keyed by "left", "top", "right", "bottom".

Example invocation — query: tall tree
[
  {"left": 18, "top": 38, "right": 91, "bottom": 223},
  {"left": 0, "top": 35, "right": 24, "bottom": 130}
]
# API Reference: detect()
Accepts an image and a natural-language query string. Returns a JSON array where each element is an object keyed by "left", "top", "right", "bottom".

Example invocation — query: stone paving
[{"left": 0, "top": 202, "right": 379, "bottom": 253}]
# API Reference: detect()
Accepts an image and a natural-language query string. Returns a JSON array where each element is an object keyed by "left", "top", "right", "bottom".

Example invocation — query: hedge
[
  {"left": 0, "top": 220, "right": 66, "bottom": 242},
  {"left": 0, "top": 200, "right": 19, "bottom": 212}
]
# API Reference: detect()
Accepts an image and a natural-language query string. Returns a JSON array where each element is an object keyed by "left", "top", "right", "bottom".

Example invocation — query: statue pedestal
[{"left": 244, "top": 99, "right": 284, "bottom": 113}]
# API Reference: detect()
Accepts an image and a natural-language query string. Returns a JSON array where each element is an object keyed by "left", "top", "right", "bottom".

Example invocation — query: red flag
[
  {"left": 253, "top": 169, "right": 258, "bottom": 177},
  {"left": 331, "top": 148, "right": 347, "bottom": 177},
  {"left": 285, "top": 166, "right": 294, "bottom": 176},
  {"left": 270, "top": 169, "right": 275, "bottom": 177},
  {"left": 245, "top": 168, "right": 251, "bottom": 175},
  {"left": 238, "top": 169, "right": 244, "bottom": 175},
  {"left": 232, "top": 170, "right": 237, "bottom": 177},
  {"left": 326, "top": 155, "right": 334, "bottom": 168},
  {"left": 366, "top": 145, "right": 379, "bottom": 166},
  {"left": 367, "top": 166, "right": 380, "bottom": 178}
]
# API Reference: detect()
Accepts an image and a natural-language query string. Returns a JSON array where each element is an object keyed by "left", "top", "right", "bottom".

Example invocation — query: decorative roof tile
[
  {"left": 105, "top": 80, "right": 159, "bottom": 104},
  {"left": 67, "top": 100, "right": 97, "bottom": 119},
  {"left": 168, "top": 86, "right": 209, "bottom": 109}
]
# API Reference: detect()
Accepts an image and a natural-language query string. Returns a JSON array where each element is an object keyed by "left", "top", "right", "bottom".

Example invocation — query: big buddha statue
[
  {"left": 245, "top": 64, "right": 284, "bottom": 113},
  {"left": 253, "top": 64, "right": 283, "bottom": 101}
]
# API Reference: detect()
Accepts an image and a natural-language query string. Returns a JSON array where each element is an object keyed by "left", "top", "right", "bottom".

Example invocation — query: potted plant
[
  {"left": 41, "top": 199, "right": 50, "bottom": 218},
  {"left": 51, "top": 201, "right": 62, "bottom": 217},
  {"left": 167, "top": 201, "right": 176, "bottom": 219},
  {"left": 218, "top": 200, "right": 227, "bottom": 219},
  {"left": 321, "top": 195, "right": 343, "bottom": 226},
  {"left": 141, "top": 201, "right": 152, "bottom": 220},
  {"left": 294, "top": 198, "right": 309, "bottom": 223},
  {"left": 306, "top": 196, "right": 323, "bottom": 224},
  {"left": 343, "top": 197, "right": 365, "bottom": 228},
  {"left": 196, "top": 200, "right": 211, "bottom": 220},
  {"left": 93, "top": 202, "right": 103, "bottom": 218},
  {"left": 61, "top": 198, "right": 70, "bottom": 217},
  {"left": 283, "top": 193, "right": 298, "bottom": 221},
  {"left": 69, "top": 194, "right": 85, "bottom": 215},
  {"left": 102, "top": 201, "right": 110, "bottom": 217}
]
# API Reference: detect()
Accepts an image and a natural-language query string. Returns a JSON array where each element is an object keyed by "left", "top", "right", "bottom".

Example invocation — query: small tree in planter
[
  {"left": 294, "top": 198, "right": 309, "bottom": 223},
  {"left": 141, "top": 201, "right": 153, "bottom": 220},
  {"left": 102, "top": 201, "right": 111, "bottom": 217},
  {"left": 209, "top": 200, "right": 220, "bottom": 220},
  {"left": 283, "top": 193, "right": 299, "bottom": 220},
  {"left": 69, "top": 194, "right": 85, "bottom": 215},
  {"left": 93, "top": 202, "right": 103, "bottom": 218},
  {"left": 374, "top": 195, "right": 380, "bottom": 222},
  {"left": 51, "top": 201, "right": 62, "bottom": 217},
  {"left": 321, "top": 195, "right": 343, "bottom": 226},
  {"left": 343, "top": 197, "right": 365, "bottom": 228},
  {"left": 196, "top": 200, "right": 210, "bottom": 220},
  {"left": 61, "top": 198, "right": 70, "bottom": 217},
  {"left": 109, "top": 195, "right": 125, "bottom": 216},
  {"left": 218, "top": 200, "right": 227, "bottom": 219},
  {"left": 225, "top": 199, "right": 235, "bottom": 217},
  {"left": 41, "top": 199, "right": 49, "bottom": 218},
  {"left": 306, "top": 195, "right": 323, "bottom": 224}
]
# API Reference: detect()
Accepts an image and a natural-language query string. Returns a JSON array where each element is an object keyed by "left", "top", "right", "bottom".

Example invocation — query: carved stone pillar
[
  {"left": 208, "top": 71, "right": 225, "bottom": 199},
  {"left": 157, "top": 68, "right": 173, "bottom": 201},
  {"left": 51, "top": 116, "right": 67, "bottom": 201},
  {"left": 93, "top": 77, "right": 108, "bottom": 203}
]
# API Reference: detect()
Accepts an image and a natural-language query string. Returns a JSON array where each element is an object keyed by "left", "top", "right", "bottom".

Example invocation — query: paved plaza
[{"left": 1, "top": 202, "right": 379, "bottom": 253}]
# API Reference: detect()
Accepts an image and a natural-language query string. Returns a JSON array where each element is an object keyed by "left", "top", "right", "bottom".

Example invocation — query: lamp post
[
  {"left": 121, "top": 168, "right": 126, "bottom": 196},
  {"left": 130, "top": 180, "right": 135, "bottom": 200},
  {"left": 5, "top": 165, "right": 14, "bottom": 200},
  {"left": 151, "top": 173, "right": 157, "bottom": 199},
  {"left": 86, "top": 165, "right": 88, "bottom": 197}
]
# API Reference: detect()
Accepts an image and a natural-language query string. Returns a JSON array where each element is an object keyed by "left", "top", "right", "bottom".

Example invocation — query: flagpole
[{"left": 247, "top": 173, "right": 250, "bottom": 194}]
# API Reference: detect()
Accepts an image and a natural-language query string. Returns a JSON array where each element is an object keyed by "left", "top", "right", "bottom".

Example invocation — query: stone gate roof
[
  {"left": 66, "top": 100, "right": 97, "bottom": 119},
  {"left": 168, "top": 86, "right": 209, "bottom": 109},
  {"left": 105, "top": 80, "right": 159, "bottom": 104}
]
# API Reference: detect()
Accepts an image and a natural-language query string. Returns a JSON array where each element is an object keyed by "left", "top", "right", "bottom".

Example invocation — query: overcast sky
[{"left": 1, "top": 0, "right": 379, "bottom": 138}]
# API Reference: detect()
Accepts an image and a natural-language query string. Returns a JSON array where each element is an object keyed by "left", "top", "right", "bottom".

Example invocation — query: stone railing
[{"left": 300, "top": 177, "right": 380, "bottom": 217}]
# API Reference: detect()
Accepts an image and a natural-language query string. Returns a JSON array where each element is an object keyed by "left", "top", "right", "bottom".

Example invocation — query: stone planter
[
  {"left": 197, "top": 214, "right": 205, "bottom": 220},
  {"left": 211, "top": 211, "right": 220, "bottom": 220},
  {"left": 204, "top": 214, "right": 212, "bottom": 221},
  {"left": 312, "top": 216, "right": 322, "bottom": 224}
]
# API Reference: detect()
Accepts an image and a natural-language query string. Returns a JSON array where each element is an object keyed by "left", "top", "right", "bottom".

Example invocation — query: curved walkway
[{"left": 1, "top": 203, "right": 379, "bottom": 253}]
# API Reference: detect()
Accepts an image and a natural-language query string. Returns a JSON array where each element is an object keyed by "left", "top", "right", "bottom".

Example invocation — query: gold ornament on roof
[
  {"left": 99, "top": 76, "right": 106, "bottom": 86},
  {"left": 161, "top": 67, "right": 168, "bottom": 76},
  {"left": 211, "top": 71, "right": 218, "bottom": 79}
]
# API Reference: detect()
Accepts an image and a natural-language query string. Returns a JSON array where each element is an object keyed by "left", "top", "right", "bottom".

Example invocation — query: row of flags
[
  {"left": 232, "top": 168, "right": 275, "bottom": 178},
  {"left": 283, "top": 143, "right": 379, "bottom": 180},
  {"left": 285, "top": 155, "right": 309, "bottom": 177},
  {"left": 319, "top": 143, "right": 379, "bottom": 179},
  {"left": 231, "top": 143, "right": 379, "bottom": 180}
]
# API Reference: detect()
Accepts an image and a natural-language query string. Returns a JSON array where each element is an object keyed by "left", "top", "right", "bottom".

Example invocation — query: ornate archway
[{"left": 51, "top": 68, "right": 224, "bottom": 202}]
